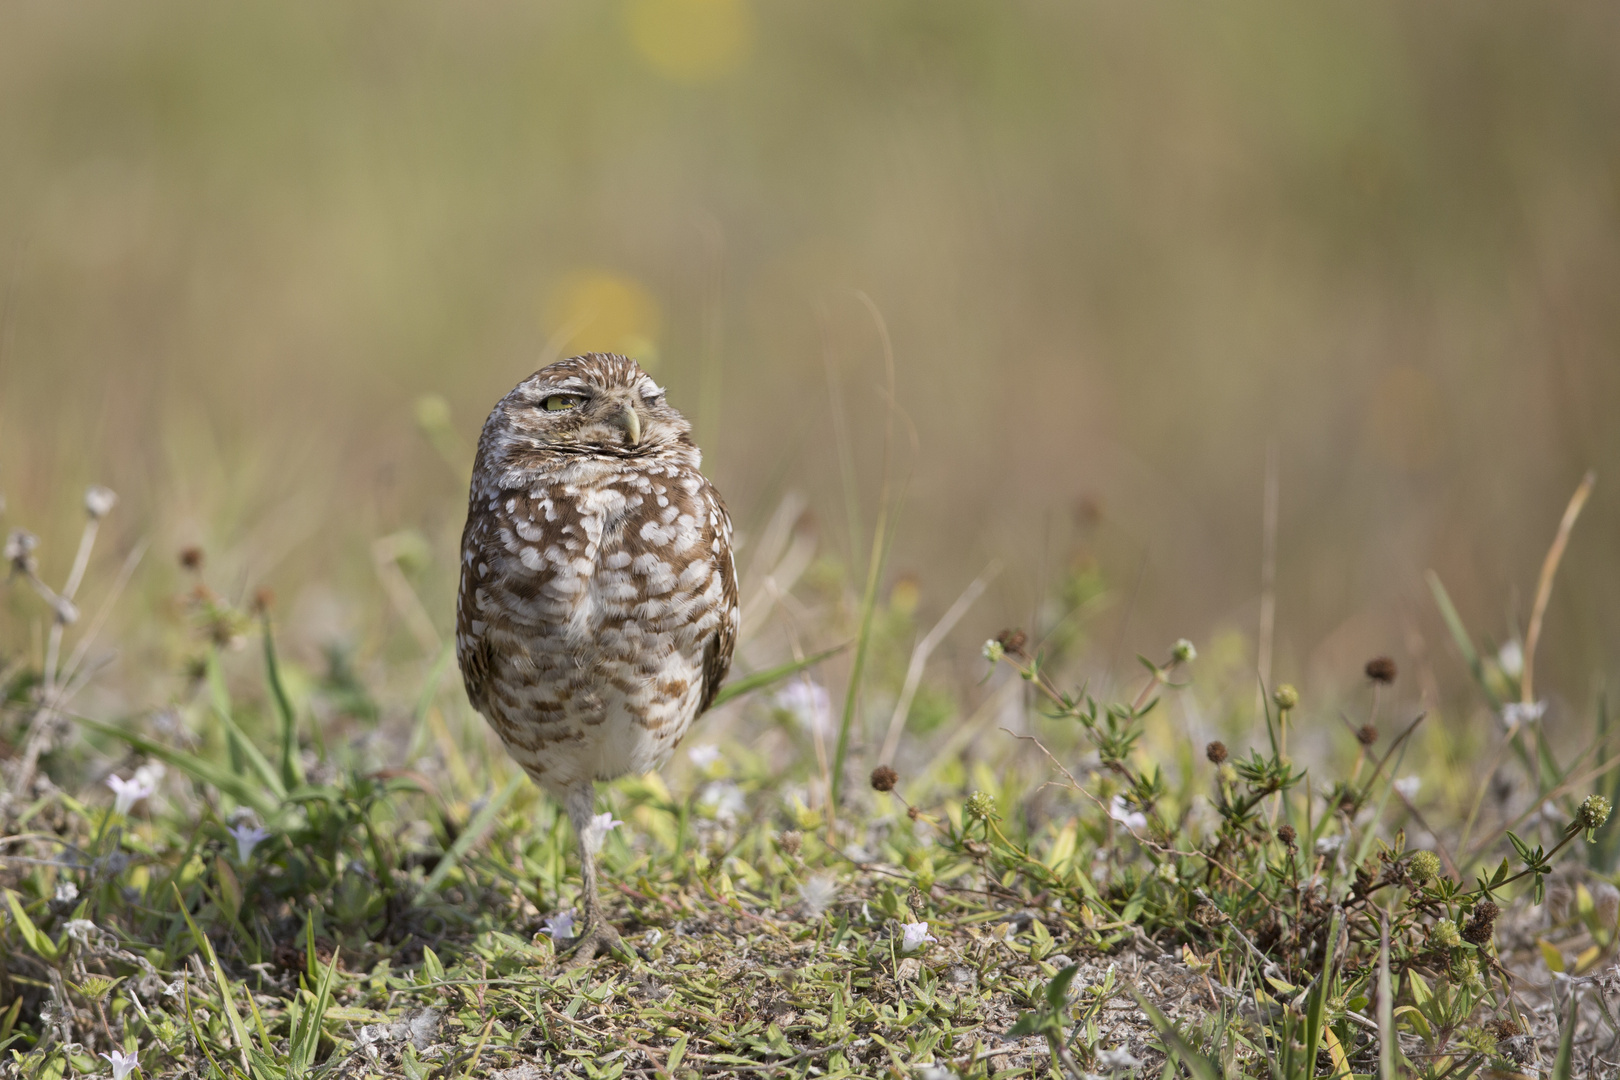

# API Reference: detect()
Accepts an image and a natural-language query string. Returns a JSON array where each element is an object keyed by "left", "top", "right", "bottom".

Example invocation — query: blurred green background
[{"left": 2, "top": 1, "right": 1617, "bottom": 725}]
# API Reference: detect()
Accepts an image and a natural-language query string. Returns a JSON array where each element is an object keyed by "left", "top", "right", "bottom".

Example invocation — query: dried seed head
[
  {"left": 1272, "top": 684, "right": 1299, "bottom": 711},
  {"left": 83, "top": 485, "right": 118, "bottom": 520},
  {"left": 870, "top": 765, "right": 898, "bottom": 793},
  {"left": 994, "top": 628, "right": 1027, "bottom": 658},
  {"left": 5, "top": 528, "right": 38, "bottom": 575},
  {"left": 1276, "top": 824, "right": 1296, "bottom": 847},
  {"left": 1407, "top": 851, "right": 1441, "bottom": 884},
  {"left": 1356, "top": 724, "right": 1378, "bottom": 746},
  {"left": 778, "top": 830, "right": 802, "bottom": 856},
  {"left": 252, "top": 587, "right": 275, "bottom": 615},
  {"left": 1462, "top": 900, "right": 1499, "bottom": 945},
  {"left": 1579, "top": 794, "right": 1613, "bottom": 832},
  {"left": 1365, "top": 656, "right": 1398, "bottom": 684},
  {"left": 179, "top": 546, "right": 205, "bottom": 572},
  {"left": 906, "top": 805, "right": 921, "bottom": 821},
  {"left": 1205, "top": 741, "right": 1228, "bottom": 765}
]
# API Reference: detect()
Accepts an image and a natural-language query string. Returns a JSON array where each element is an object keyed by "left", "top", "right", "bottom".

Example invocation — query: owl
[{"left": 456, "top": 353, "right": 738, "bottom": 959}]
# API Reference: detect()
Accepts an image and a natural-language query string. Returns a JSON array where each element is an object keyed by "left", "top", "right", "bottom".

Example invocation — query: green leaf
[
  {"left": 712, "top": 643, "right": 849, "bottom": 710},
  {"left": 1046, "top": 964, "right": 1080, "bottom": 1011},
  {"left": 288, "top": 922, "right": 339, "bottom": 1077},
  {"left": 1004, "top": 1012, "right": 1045, "bottom": 1038},
  {"left": 4, "top": 891, "right": 61, "bottom": 962}
]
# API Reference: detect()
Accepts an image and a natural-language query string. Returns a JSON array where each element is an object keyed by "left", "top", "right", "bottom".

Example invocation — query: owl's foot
[{"left": 562, "top": 920, "right": 630, "bottom": 966}]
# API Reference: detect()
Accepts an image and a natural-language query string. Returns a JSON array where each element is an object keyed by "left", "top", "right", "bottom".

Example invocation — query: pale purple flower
[
  {"left": 687, "top": 744, "right": 721, "bottom": 769},
  {"left": 84, "top": 486, "right": 118, "bottom": 520},
  {"left": 1109, "top": 795, "right": 1148, "bottom": 832},
  {"left": 900, "top": 921, "right": 937, "bottom": 953},
  {"left": 700, "top": 781, "right": 747, "bottom": 823},
  {"left": 101, "top": 1049, "right": 139, "bottom": 1080},
  {"left": 229, "top": 824, "right": 272, "bottom": 864},
  {"left": 581, "top": 811, "right": 622, "bottom": 856},
  {"left": 106, "top": 772, "right": 157, "bottom": 816},
  {"left": 1096, "top": 1046, "right": 1142, "bottom": 1071},
  {"left": 542, "top": 910, "right": 577, "bottom": 941},
  {"left": 1497, "top": 640, "right": 1524, "bottom": 679},
  {"left": 1501, "top": 700, "right": 1547, "bottom": 729},
  {"left": 798, "top": 874, "right": 837, "bottom": 917},
  {"left": 773, "top": 679, "right": 832, "bottom": 737}
]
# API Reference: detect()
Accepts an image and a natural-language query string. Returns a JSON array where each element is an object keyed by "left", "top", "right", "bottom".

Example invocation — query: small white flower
[
  {"left": 542, "top": 910, "right": 576, "bottom": 941},
  {"left": 1315, "top": 834, "right": 1345, "bottom": 857},
  {"left": 101, "top": 1049, "right": 139, "bottom": 1080},
  {"left": 1108, "top": 796, "right": 1148, "bottom": 832},
  {"left": 64, "top": 919, "right": 99, "bottom": 945},
  {"left": 1393, "top": 776, "right": 1421, "bottom": 801},
  {"left": 900, "top": 921, "right": 937, "bottom": 953},
  {"left": 687, "top": 744, "right": 721, "bottom": 769},
  {"left": 798, "top": 874, "right": 838, "bottom": 917},
  {"left": 1171, "top": 638, "right": 1197, "bottom": 663},
  {"left": 1497, "top": 640, "right": 1524, "bottom": 679},
  {"left": 581, "top": 811, "right": 623, "bottom": 856},
  {"left": 106, "top": 772, "right": 158, "bottom": 815},
  {"left": 700, "top": 781, "right": 747, "bottom": 824},
  {"left": 229, "top": 824, "right": 272, "bottom": 864},
  {"left": 1095, "top": 1045, "right": 1143, "bottom": 1071},
  {"left": 84, "top": 486, "right": 119, "bottom": 520},
  {"left": 773, "top": 679, "right": 833, "bottom": 737},
  {"left": 1501, "top": 700, "right": 1548, "bottom": 728},
  {"left": 54, "top": 881, "right": 79, "bottom": 904}
]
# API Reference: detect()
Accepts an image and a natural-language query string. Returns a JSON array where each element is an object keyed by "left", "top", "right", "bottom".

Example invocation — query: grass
[{"left": 2, "top": 473, "right": 1619, "bottom": 1080}]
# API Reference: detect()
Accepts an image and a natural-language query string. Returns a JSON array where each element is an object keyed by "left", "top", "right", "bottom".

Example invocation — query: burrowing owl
[{"left": 456, "top": 353, "right": 738, "bottom": 959}]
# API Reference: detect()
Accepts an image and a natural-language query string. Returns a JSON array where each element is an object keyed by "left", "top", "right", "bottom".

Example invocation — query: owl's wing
[
  {"left": 697, "top": 487, "right": 740, "bottom": 715},
  {"left": 455, "top": 488, "right": 566, "bottom": 712}
]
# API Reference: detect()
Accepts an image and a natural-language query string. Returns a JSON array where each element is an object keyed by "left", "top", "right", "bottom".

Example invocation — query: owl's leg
[{"left": 561, "top": 783, "right": 627, "bottom": 964}]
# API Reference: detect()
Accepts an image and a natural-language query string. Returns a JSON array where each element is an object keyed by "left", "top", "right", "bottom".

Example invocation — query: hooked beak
[{"left": 613, "top": 403, "right": 642, "bottom": 446}]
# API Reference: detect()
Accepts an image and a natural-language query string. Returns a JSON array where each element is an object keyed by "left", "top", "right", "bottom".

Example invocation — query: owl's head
[{"left": 481, "top": 353, "right": 692, "bottom": 464}]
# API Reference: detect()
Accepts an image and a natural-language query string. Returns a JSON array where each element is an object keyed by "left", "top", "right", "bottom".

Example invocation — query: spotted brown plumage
[{"left": 456, "top": 353, "right": 738, "bottom": 960}]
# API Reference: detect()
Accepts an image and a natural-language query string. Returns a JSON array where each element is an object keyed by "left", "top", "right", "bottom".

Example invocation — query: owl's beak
[{"left": 614, "top": 403, "right": 642, "bottom": 446}]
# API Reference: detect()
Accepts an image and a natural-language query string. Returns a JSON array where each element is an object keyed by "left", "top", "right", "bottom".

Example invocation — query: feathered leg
[{"left": 561, "top": 783, "right": 626, "bottom": 964}]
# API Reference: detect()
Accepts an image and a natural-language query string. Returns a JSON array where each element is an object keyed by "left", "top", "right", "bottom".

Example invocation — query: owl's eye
[{"left": 541, "top": 394, "right": 584, "bottom": 412}]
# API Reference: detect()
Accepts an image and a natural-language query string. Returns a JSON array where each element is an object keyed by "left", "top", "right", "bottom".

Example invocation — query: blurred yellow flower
[
  {"left": 544, "top": 271, "right": 662, "bottom": 367},
  {"left": 624, "top": 0, "right": 754, "bottom": 84}
]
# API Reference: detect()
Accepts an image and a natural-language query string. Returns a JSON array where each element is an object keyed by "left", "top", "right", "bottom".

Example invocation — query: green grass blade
[
  {"left": 1551, "top": 987, "right": 1578, "bottom": 1080},
  {"left": 208, "top": 651, "right": 287, "bottom": 802},
  {"left": 75, "top": 714, "right": 280, "bottom": 819},
  {"left": 1303, "top": 909, "right": 1342, "bottom": 1075},
  {"left": 407, "top": 642, "right": 456, "bottom": 763},
  {"left": 176, "top": 883, "right": 253, "bottom": 1071},
  {"left": 832, "top": 493, "right": 897, "bottom": 809},
  {"left": 417, "top": 775, "right": 525, "bottom": 898},
  {"left": 1134, "top": 992, "right": 1221, "bottom": 1080},
  {"left": 1426, "top": 570, "right": 1498, "bottom": 708},
  {"left": 709, "top": 642, "right": 849, "bottom": 711},
  {"left": 289, "top": 925, "right": 339, "bottom": 1077},
  {"left": 261, "top": 621, "right": 304, "bottom": 791}
]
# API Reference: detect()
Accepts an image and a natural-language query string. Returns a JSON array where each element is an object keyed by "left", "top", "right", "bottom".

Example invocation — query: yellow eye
[{"left": 542, "top": 394, "right": 583, "bottom": 412}]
